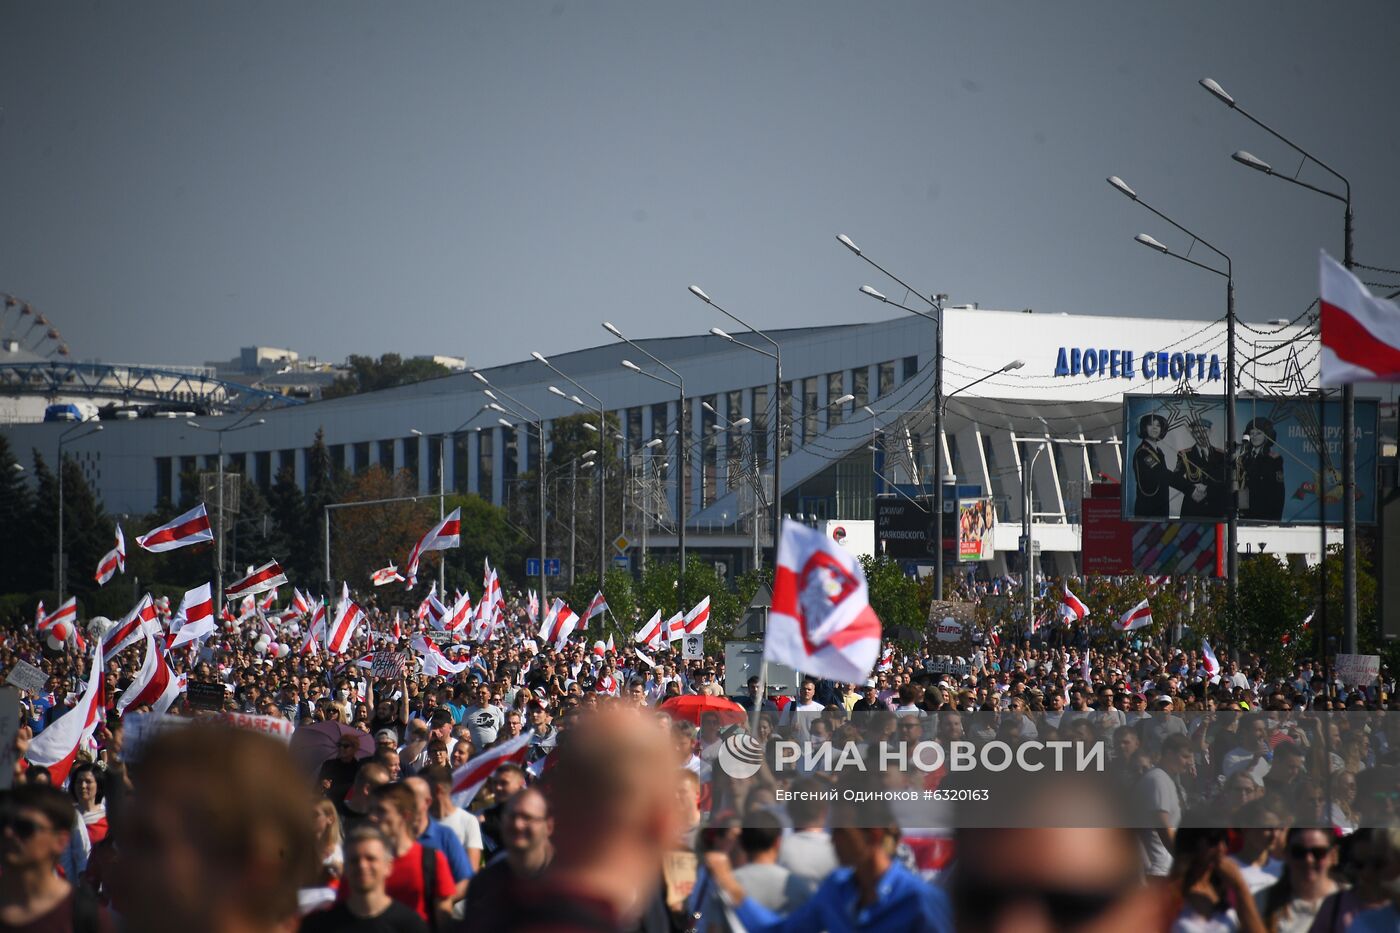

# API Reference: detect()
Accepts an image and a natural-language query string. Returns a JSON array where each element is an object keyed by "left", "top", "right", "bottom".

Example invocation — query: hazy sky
[{"left": 2, "top": 2, "right": 1397, "bottom": 369}]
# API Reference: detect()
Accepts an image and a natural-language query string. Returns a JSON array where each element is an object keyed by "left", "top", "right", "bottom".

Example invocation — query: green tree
[
  {"left": 860, "top": 555, "right": 924, "bottom": 639},
  {"left": 267, "top": 465, "right": 314, "bottom": 582},
  {"left": 0, "top": 436, "right": 36, "bottom": 595},
  {"left": 445, "top": 493, "right": 531, "bottom": 599},
  {"left": 322, "top": 354, "right": 451, "bottom": 399},
  {"left": 1226, "top": 554, "right": 1309, "bottom": 675}
]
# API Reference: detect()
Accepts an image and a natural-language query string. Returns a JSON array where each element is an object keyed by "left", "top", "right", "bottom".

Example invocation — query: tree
[
  {"left": 329, "top": 466, "right": 435, "bottom": 589},
  {"left": 322, "top": 354, "right": 451, "bottom": 399},
  {"left": 860, "top": 555, "right": 925, "bottom": 639},
  {"left": 444, "top": 492, "right": 531, "bottom": 599},
  {"left": 267, "top": 465, "right": 314, "bottom": 582},
  {"left": 1226, "top": 555, "right": 1310, "bottom": 675},
  {"left": 0, "top": 436, "right": 36, "bottom": 595}
]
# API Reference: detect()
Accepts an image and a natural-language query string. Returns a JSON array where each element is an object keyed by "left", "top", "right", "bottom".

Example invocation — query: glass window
[
  {"left": 478, "top": 429, "right": 495, "bottom": 498},
  {"left": 525, "top": 429, "right": 539, "bottom": 474},
  {"left": 255, "top": 451, "right": 272, "bottom": 490},
  {"left": 751, "top": 385, "right": 770, "bottom": 467},
  {"left": 229, "top": 452, "right": 247, "bottom": 478},
  {"left": 452, "top": 433, "right": 471, "bottom": 493},
  {"left": 501, "top": 427, "right": 517, "bottom": 481},
  {"left": 701, "top": 396, "right": 717, "bottom": 506},
  {"left": 627, "top": 407, "right": 642, "bottom": 452},
  {"left": 878, "top": 362, "right": 896, "bottom": 398},
  {"left": 378, "top": 439, "right": 395, "bottom": 471},
  {"left": 353, "top": 442, "right": 370, "bottom": 473},
  {"left": 780, "top": 383, "right": 794, "bottom": 456},
  {"left": 802, "top": 377, "right": 818, "bottom": 442},
  {"left": 852, "top": 367, "right": 869, "bottom": 409},
  {"left": 329, "top": 445, "right": 345, "bottom": 474},
  {"left": 826, "top": 372, "right": 845, "bottom": 427},
  {"left": 428, "top": 436, "right": 443, "bottom": 491},
  {"left": 903, "top": 355, "right": 919, "bottom": 382},
  {"left": 651, "top": 402, "right": 669, "bottom": 447},
  {"left": 279, "top": 449, "right": 296, "bottom": 477},
  {"left": 155, "top": 457, "right": 172, "bottom": 505},
  {"left": 401, "top": 437, "right": 419, "bottom": 483}
]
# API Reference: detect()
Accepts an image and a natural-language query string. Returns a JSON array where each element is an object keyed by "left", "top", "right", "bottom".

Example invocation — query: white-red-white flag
[
  {"left": 169, "top": 582, "right": 214, "bottom": 634},
  {"left": 116, "top": 624, "right": 182, "bottom": 717},
  {"left": 225, "top": 560, "right": 288, "bottom": 600},
  {"left": 26, "top": 643, "right": 105, "bottom": 786},
  {"left": 258, "top": 587, "right": 279, "bottom": 612},
  {"left": 301, "top": 607, "right": 326, "bottom": 656},
  {"left": 527, "top": 589, "right": 540, "bottom": 623},
  {"left": 444, "top": 592, "right": 473, "bottom": 636},
  {"left": 585, "top": 591, "right": 608, "bottom": 623},
  {"left": 1060, "top": 583, "right": 1090, "bottom": 622},
  {"left": 94, "top": 524, "right": 125, "bottom": 586},
  {"left": 665, "top": 612, "right": 686, "bottom": 642},
  {"left": 291, "top": 588, "right": 313, "bottom": 616},
  {"left": 683, "top": 596, "right": 710, "bottom": 635},
  {"left": 1201, "top": 639, "right": 1221, "bottom": 682},
  {"left": 412, "top": 635, "right": 468, "bottom": 676},
  {"left": 37, "top": 597, "right": 77, "bottom": 634},
  {"left": 634, "top": 610, "right": 665, "bottom": 651},
  {"left": 1320, "top": 250, "right": 1400, "bottom": 385},
  {"left": 766, "top": 520, "right": 882, "bottom": 683},
  {"left": 1117, "top": 599, "right": 1153, "bottom": 632},
  {"left": 405, "top": 507, "right": 461, "bottom": 586},
  {"left": 136, "top": 503, "right": 214, "bottom": 553},
  {"left": 327, "top": 584, "right": 363, "bottom": 654},
  {"left": 538, "top": 599, "right": 578, "bottom": 651},
  {"left": 371, "top": 564, "right": 405, "bottom": 587},
  {"left": 103, "top": 594, "right": 157, "bottom": 658},
  {"left": 449, "top": 731, "right": 534, "bottom": 809}
]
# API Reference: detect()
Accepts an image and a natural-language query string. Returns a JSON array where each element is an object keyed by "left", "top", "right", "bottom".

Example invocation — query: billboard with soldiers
[{"left": 1121, "top": 394, "right": 1380, "bottom": 525}]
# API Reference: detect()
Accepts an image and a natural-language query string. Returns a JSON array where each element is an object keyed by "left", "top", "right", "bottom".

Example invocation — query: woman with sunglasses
[
  {"left": 1168, "top": 820, "right": 1266, "bottom": 932},
  {"left": 1258, "top": 828, "right": 1340, "bottom": 933}
]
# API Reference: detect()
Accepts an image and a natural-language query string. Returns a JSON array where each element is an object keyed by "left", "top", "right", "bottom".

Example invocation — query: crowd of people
[{"left": 0, "top": 585, "right": 1397, "bottom": 932}]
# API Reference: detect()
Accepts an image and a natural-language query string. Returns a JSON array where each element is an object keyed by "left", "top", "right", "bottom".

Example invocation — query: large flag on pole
[
  {"left": 405, "top": 508, "right": 462, "bottom": 586},
  {"left": 1060, "top": 583, "right": 1090, "bottom": 622},
  {"left": 449, "top": 732, "right": 534, "bottom": 809},
  {"left": 224, "top": 560, "right": 288, "bottom": 600},
  {"left": 136, "top": 503, "right": 214, "bottom": 553},
  {"left": 371, "top": 564, "right": 405, "bottom": 587},
  {"left": 683, "top": 596, "right": 711, "bottom": 635},
  {"left": 584, "top": 592, "right": 608, "bottom": 624},
  {"left": 27, "top": 643, "right": 105, "bottom": 786},
  {"left": 1117, "top": 599, "right": 1154, "bottom": 632},
  {"left": 634, "top": 610, "right": 665, "bottom": 651},
  {"left": 116, "top": 624, "right": 182, "bottom": 716},
  {"left": 103, "top": 594, "right": 157, "bottom": 658},
  {"left": 94, "top": 524, "right": 125, "bottom": 586},
  {"left": 766, "top": 520, "right": 882, "bottom": 683},
  {"left": 1320, "top": 250, "right": 1400, "bottom": 385},
  {"left": 1201, "top": 639, "right": 1221, "bottom": 683},
  {"left": 327, "top": 584, "right": 364, "bottom": 654},
  {"left": 538, "top": 599, "right": 578, "bottom": 651}
]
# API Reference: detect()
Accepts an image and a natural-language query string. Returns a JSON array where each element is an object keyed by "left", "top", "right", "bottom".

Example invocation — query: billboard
[
  {"left": 1081, "top": 486, "right": 1133, "bottom": 574},
  {"left": 1122, "top": 395, "right": 1380, "bottom": 525},
  {"left": 957, "top": 498, "right": 996, "bottom": 562},
  {"left": 876, "top": 497, "right": 935, "bottom": 559},
  {"left": 1131, "top": 522, "right": 1223, "bottom": 577}
]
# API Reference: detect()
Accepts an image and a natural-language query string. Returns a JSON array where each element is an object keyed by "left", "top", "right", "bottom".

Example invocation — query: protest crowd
[{"left": 1, "top": 512, "right": 1398, "bottom": 933}]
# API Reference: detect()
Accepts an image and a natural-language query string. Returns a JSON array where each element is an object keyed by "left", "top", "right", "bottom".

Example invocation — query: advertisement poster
[
  {"left": 957, "top": 498, "right": 996, "bottom": 562},
  {"left": 1122, "top": 395, "right": 1379, "bottom": 525}
]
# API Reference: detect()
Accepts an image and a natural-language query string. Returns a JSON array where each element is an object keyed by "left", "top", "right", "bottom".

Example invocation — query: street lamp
[
  {"left": 1201, "top": 75, "right": 1358, "bottom": 656},
  {"left": 471, "top": 370, "right": 550, "bottom": 605},
  {"left": 186, "top": 414, "right": 264, "bottom": 606},
  {"left": 1108, "top": 174, "right": 1241, "bottom": 624},
  {"left": 692, "top": 289, "right": 783, "bottom": 565},
  {"left": 56, "top": 422, "right": 103, "bottom": 600},
  {"left": 604, "top": 320, "right": 690, "bottom": 594},
  {"left": 854, "top": 267, "right": 952, "bottom": 597},
  {"left": 533, "top": 353, "right": 609, "bottom": 589}
]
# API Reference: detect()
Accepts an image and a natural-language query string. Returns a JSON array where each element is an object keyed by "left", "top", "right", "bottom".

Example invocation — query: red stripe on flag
[
  {"left": 1322, "top": 299, "right": 1400, "bottom": 376},
  {"left": 140, "top": 515, "right": 211, "bottom": 548}
]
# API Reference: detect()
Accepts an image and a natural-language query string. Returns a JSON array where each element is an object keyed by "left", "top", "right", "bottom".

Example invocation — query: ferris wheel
[{"left": 0, "top": 293, "right": 70, "bottom": 359}]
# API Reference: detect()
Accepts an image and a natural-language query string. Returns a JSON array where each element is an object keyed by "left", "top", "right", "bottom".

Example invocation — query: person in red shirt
[{"left": 367, "top": 783, "right": 454, "bottom": 929}]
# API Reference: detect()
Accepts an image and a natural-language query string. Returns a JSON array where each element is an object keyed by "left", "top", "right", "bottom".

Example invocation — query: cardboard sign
[
  {"left": 213, "top": 711, "right": 294, "bottom": 742},
  {"left": 5, "top": 660, "right": 49, "bottom": 696},
  {"left": 926, "top": 600, "right": 976, "bottom": 656},
  {"left": 1335, "top": 654, "right": 1381, "bottom": 686},
  {"left": 925, "top": 658, "right": 972, "bottom": 678},
  {"left": 186, "top": 680, "right": 228, "bottom": 712},
  {"left": 681, "top": 634, "right": 705, "bottom": 660},
  {"left": 372, "top": 650, "right": 407, "bottom": 680}
]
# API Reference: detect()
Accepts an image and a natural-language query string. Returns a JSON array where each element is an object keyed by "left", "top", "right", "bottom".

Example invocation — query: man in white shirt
[
  {"left": 1135, "top": 734, "right": 1192, "bottom": 877},
  {"left": 460, "top": 683, "right": 504, "bottom": 750},
  {"left": 782, "top": 679, "right": 825, "bottom": 742}
]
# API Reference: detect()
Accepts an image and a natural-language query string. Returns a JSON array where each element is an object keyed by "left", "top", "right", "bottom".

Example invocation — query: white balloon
[
  {"left": 87, "top": 616, "right": 112, "bottom": 638},
  {"left": 45, "top": 634, "right": 65, "bottom": 651},
  {"left": 254, "top": 641, "right": 268, "bottom": 655},
  {"left": 277, "top": 643, "right": 290, "bottom": 657}
]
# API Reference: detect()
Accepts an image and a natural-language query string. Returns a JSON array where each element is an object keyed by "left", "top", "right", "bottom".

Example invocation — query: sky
[{"left": 2, "top": 2, "right": 1397, "bottom": 369}]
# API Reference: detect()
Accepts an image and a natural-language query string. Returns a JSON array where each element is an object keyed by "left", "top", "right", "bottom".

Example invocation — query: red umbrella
[
  {"left": 289, "top": 721, "right": 375, "bottom": 772},
  {"left": 659, "top": 695, "right": 747, "bottom": 727}
]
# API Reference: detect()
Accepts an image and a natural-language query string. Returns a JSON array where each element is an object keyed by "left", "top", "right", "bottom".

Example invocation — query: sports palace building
[{"left": 5, "top": 307, "right": 1394, "bottom": 580}]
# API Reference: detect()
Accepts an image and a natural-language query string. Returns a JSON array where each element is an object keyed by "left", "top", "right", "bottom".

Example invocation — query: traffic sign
[
  {"left": 526, "top": 558, "right": 562, "bottom": 577},
  {"left": 612, "top": 555, "right": 630, "bottom": 570},
  {"left": 1018, "top": 536, "right": 1042, "bottom": 556},
  {"left": 612, "top": 534, "right": 631, "bottom": 554}
]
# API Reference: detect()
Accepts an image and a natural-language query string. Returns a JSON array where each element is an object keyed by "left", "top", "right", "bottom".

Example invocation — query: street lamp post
[
  {"left": 1107, "top": 174, "right": 1240, "bottom": 628},
  {"left": 640, "top": 437, "right": 664, "bottom": 573},
  {"left": 187, "top": 414, "right": 265, "bottom": 607},
  {"left": 839, "top": 234, "right": 951, "bottom": 598},
  {"left": 532, "top": 353, "right": 609, "bottom": 588},
  {"left": 689, "top": 288, "right": 783, "bottom": 566},
  {"left": 603, "top": 322, "right": 690, "bottom": 597},
  {"left": 473, "top": 371, "right": 549, "bottom": 605},
  {"left": 1022, "top": 440, "right": 1048, "bottom": 633},
  {"left": 1201, "top": 76, "right": 1358, "bottom": 655},
  {"left": 56, "top": 422, "right": 103, "bottom": 600}
]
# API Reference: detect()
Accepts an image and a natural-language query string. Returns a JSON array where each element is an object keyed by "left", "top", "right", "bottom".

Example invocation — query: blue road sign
[
  {"left": 612, "top": 555, "right": 630, "bottom": 569},
  {"left": 526, "top": 558, "right": 563, "bottom": 577}
]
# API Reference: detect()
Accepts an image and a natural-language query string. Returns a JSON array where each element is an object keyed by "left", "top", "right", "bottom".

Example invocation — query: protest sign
[
  {"left": 186, "top": 680, "right": 228, "bottom": 712},
  {"left": 1335, "top": 653, "right": 1380, "bottom": 686},
  {"left": 211, "top": 711, "right": 295, "bottom": 742},
  {"left": 5, "top": 661, "right": 49, "bottom": 696},
  {"left": 372, "top": 650, "right": 407, "bottom": 680}
]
